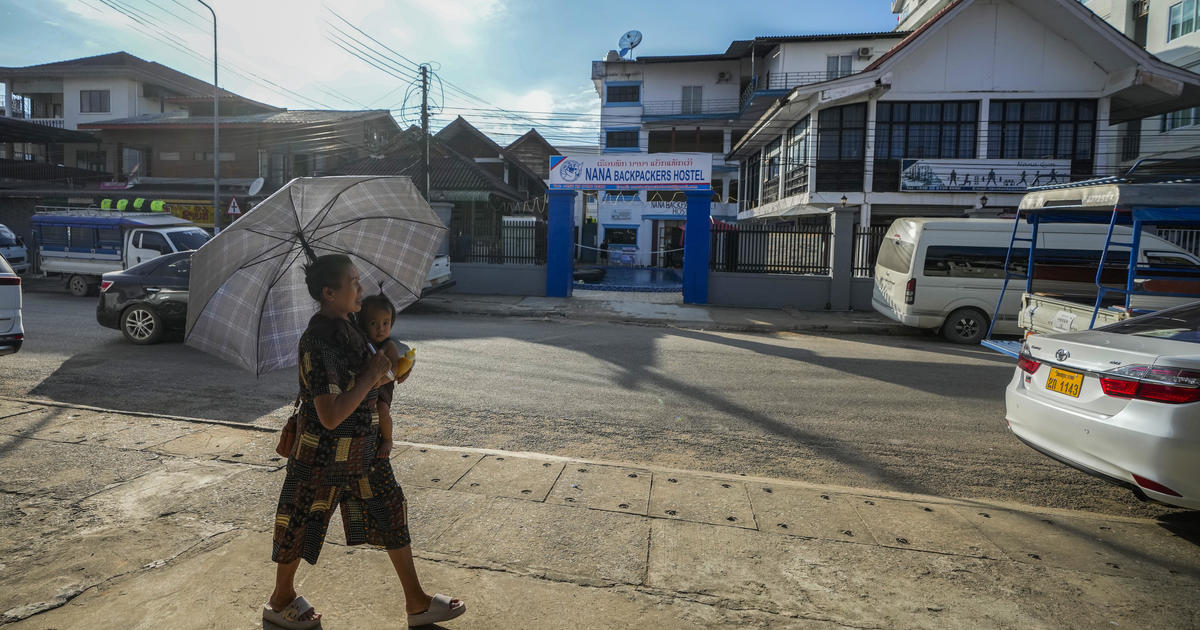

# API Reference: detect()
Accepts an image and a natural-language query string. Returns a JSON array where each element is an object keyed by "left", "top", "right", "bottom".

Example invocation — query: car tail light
[
  {"left": 1132, "top": 473, "right": 1182, "bottom": 497},
  {"left": 904, "top": 278, "right": 916, "bottom": 305},
  {"left": 99, "top": 280, "right": 114, "bottom": 293},
  {"left": 1098, "top": 365, "right": 1200, "bottom": 404},
  {"left": 0, "top": 276, "right": 19, "bottom": 286},
  {"left": 1017, "top": 355, "right": 1041, "bottom": 374}
]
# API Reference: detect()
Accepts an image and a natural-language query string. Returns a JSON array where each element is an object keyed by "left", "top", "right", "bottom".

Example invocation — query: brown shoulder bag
[{"left": 275, "top": 396, "right": 302, "bottom": 458}]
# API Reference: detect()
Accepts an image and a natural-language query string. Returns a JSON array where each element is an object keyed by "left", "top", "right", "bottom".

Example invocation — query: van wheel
[
  {"left": 122, "top": 306, "right": 164, "bottom": 345},
  {"left": 68, "top": 275, "right": 96, "bottom": 297},
  {"left": 942, "top": 308, "right": 988, "bottom": 345}
]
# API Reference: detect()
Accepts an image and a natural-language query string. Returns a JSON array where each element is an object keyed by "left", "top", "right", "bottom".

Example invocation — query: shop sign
[
  {"left": 549, "top": 153, "right": 711, "bottom": 190},
  {"left": 900, "top": 159, "right": 1071, "bottom": 192}
]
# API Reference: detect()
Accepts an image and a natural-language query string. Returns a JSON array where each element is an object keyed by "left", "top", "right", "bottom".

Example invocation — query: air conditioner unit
[
  {"left": 716, "top": 71, "right": 732, "bottom": 83},
  {"left": 857, "top": 47, "right": 873, "bottom": 59}
]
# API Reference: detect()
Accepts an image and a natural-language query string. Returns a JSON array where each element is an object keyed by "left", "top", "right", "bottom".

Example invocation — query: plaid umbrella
[{"left": 185, "top": 176, "right": 446, "bottom": 375}]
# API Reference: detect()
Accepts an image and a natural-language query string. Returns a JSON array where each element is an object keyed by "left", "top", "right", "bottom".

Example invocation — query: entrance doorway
[{"left": 651, "top": 219, "right": 685, "bottom": 269}]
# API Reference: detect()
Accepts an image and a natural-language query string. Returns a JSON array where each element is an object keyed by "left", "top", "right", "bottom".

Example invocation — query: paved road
[{"left": 3, "top": 288, "right": 1182, "bottom": 519}]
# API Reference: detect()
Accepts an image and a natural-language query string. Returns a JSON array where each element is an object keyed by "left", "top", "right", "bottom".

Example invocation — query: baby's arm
[{"left": 374, "top": 340, "right": 402, "bottom": 388}]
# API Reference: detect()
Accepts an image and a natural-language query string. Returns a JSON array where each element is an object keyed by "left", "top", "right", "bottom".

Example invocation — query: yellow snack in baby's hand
[{"left": 395, "top": 347, "right": 416, "bottom": 378}]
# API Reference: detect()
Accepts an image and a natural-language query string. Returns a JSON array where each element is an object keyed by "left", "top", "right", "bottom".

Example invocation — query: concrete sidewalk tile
[
  {"left": 952, "top": 506, "right": 1200, "bottom": 579},
  {"left": 644, "top": 518, "right": 1200, "bottom": 629},
  {"left": 648, "top": 474, "right": 756, "bottom": 529},
  {"left": 19, "top": 411, "right": 159, "bottom": 445},
  {"left": 426, "top": 496, "right": 650, "bottom": 586},
  {"left": 0, "top": 400, "right": 43, "bottom": 420},
  {"left": 852, "top": 496, "right": 1005, "bottom": 558},
  {"left": 0, "top": 517, "right": 232, "bottom": 625},
  {"left": 84, "top": 418, "right": 195, "bottom": 450},
  {"left": 0, "top": 439, "right": 160, "bottom": 501},
  {"left": 152, "top": 425, "right": 284, "bottom": 467},
  {"left": 546, "top": 463, "right": 651, "bottom": 515},
  {"left": 390, "top": 446, "right": 484, "bottom": 489},
  {"left": 77, "top": 458, "right": 247, "bottom": 523},
  {"left": 452, "top": 454, "right": 564, "bottom": 501},
  {"left": 0, "top": 406, "right": 73, "bottom": 436},
  {"left": 746, "top": 484, "right": 876, "bottom": 543},
  {"left": 324, "top": 485, "right": 490, "bottom": 548}
]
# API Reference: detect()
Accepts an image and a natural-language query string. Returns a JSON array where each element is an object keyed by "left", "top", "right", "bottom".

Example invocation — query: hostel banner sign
[
  {"left": 900, "top": 159, "right": 1071, "bottom": 193},
  {"left": 549, "top": 153, "right": 711, "bottom": 190}
]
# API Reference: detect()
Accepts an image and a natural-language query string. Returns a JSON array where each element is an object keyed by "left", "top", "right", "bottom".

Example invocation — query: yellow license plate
[{"left": 1046, "top": 367, "right": 1084, "bottom": 398}]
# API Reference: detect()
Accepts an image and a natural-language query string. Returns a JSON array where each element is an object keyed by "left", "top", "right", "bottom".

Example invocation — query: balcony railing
[
  {"left": 740, "top": 71, "right": 854, "bottom": 108},
  {"left": 640, "top": 99, "right": 740, "bottom": 117},
  {"left": 30, "top": 118, "right": 65, "bottom": 128}
]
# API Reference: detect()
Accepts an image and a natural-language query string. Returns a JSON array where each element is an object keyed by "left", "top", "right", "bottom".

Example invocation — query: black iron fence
[
  {"left": 710, "top": 223, "right": 831, "bottom": 275},
  {"left": 853, "top": 224, "right": 889, "bottom": 278},
  {"left": 448, "top": 217, "right": 547, "bottom": 264}
]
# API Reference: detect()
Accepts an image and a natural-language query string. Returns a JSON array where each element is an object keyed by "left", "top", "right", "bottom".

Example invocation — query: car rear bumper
[
  {"left": 0, "top": 334, "right": 22, "bottom": 356},
  {"left": 1005, "top": 370, "right": 1200, "bottom": 510},
  {"left": 96, "top": 304, "right": 121, "bottom": 330},
  {"left": 871, "top": 297, "right": 939, "bottom": 329}
]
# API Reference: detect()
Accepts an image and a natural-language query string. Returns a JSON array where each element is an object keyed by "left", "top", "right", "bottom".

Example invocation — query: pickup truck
[{"left": 32, "top": 209, "right": 211, "bottom": 297}]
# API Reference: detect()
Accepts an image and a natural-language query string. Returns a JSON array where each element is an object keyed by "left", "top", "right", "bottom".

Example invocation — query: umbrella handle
[{"left": 367, "top": 343, "right": 396, "bottom": 381}]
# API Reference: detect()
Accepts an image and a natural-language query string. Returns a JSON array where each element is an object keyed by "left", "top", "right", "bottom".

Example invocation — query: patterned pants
[{"left": 271, "top": 458, "right": 411, "bottom": 565}]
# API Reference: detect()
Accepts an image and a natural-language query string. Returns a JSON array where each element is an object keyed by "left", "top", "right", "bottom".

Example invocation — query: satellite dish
[
  {"left": 619, "top": 30, "right": 642, "bottom": 58},
  {"left": 248, "top": 177, "right": 264, "bottom": 196}
]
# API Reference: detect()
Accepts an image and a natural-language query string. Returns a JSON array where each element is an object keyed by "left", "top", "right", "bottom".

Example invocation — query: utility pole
[
  {"left": 420, "top": 65, "right": 430, "bottom": 201},
  {"left": 198, "top": 0, "right": 220, "bottom": 233}
]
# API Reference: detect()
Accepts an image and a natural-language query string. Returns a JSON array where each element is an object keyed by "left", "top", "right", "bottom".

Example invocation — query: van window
[
  {"left": 39, "top": 225, "right": 67, "bottom": 247},
  {"left": 877, "top": 237, "right": 915, "bottom": 273},
  {"left": 924, "top": 246, "right": 1028, "bottom": 279},
  {"left": 69, "top": 227, "right": 95, "bottom": 250},
  {"left": 139, "top": 231, "right": 171, "bottom": 254},
  {"left": 1145, "top": 251, "right": 1198, "bottom": 267}
]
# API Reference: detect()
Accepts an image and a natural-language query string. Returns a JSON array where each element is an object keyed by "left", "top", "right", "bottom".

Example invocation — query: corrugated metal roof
[{"left": 78, "top": 109, "right": 390, "bottom": 128}]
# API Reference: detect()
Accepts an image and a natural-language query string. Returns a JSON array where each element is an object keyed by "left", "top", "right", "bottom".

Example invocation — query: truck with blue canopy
[
  {"left": 32, "top": 208, "right": 210, "bottom": 297},
  {"left": 981, "top": 164, "right": 1200, "bottom": 357}
]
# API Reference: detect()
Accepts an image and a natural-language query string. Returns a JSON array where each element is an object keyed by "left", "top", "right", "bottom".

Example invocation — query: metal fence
[
  {"left": 449, "top": 217, "right": 547, "bottom": 264},
  {"left": 1157, "top": 228, "right": 1200, "bottom": 257},
  {"left": 853, "top": 224, "right": 889, "bottom": 278},
  {"left": 709, "top": 223, "right": 831, "bottom": 275}
]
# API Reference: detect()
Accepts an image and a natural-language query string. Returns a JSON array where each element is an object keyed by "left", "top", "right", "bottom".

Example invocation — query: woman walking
[{"left": 264, "top": 254, "right": 465, "bottom": 629}]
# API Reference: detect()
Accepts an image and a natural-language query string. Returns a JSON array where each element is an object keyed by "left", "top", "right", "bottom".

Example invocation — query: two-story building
[
  {"left": 728, "top": 0, "right": 1200, "bottom": 233},
  {"left": 591, "top": 31, "right": 906, "bottom": 266}
]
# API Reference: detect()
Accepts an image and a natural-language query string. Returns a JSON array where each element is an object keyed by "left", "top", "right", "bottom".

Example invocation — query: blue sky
[{"left": 0, "top": 0, "right": 898, "bottom": 145}]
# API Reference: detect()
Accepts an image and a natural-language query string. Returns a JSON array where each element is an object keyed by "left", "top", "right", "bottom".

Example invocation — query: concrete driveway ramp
[
  {"left": 747, "top": 484, "right": 877, "bottom": 543},
  {"left": 390, "top": 447, "right": 483, "bottom": 489},
  {"left": 452, "top": 454, "right": 565, "bottom": 501},
  {"left": 852, "top": 497, "right": 1004, "bottom": 558},
  {"left": 546, "top": 463, "right": 652, "bottom": 515},
  {"left": 648, "top": 474, "right": 756, "bottom": 529}
]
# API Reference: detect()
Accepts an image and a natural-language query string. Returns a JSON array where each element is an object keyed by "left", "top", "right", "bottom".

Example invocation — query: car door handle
[{"left": 145, "top": 287, "right": 160, "bottom": 293}]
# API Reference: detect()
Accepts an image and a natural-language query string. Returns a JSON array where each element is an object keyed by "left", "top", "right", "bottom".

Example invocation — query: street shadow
[
  {"left": 27, "top": 336, "right": 294, "bottom": 423},
  {"left": 1159, "top": 511, "right": 1200, "bottom": 546}
]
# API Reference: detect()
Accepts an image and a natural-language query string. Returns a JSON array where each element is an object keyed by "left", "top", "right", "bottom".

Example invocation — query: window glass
[
  {"left": 605, "top": 130, "right": 638, "bottom": 148},
  {"left": 876, "top": 237, "right": 915, "bottom": 273},
  {"left": 1100, "top": 301, "right": 1200, "bottom": 343},
  {"left": 80, "top": 90, "right": 110, "bottom": 113},
  {"left": 1185, "top": 0, "right": 1197, "bottom": 34},
  {"left": 681, "top": 86, "right": 702, "bottom": 115},
  {"left": 606, "top": 84, "right": 640, "bottom": 103},
  {"left": 923, "top": 246, "right": 1028, "bottom": 279},
  {"left": 0, "top": 225, "right": 16, "bottom": 247},
  {"left": 1146, "top": 252, "right": 1198, "bottom": 266},
  {"left": 39, "top": 225, "right": 67, "bottom": 246},
  {"left": 988, "top": 100, "right": 1096, "bottom": 162},
  {"left": 0, "top": 255, "right": 11, "bottom": 275},
  {"left": 139, "top": 231, "right": 171, "bottom": 253},
  {"left": 605, "top": 227, "right": 637, "bottom": 246},
  {"left": 873, "top": 101, "right": 978, "bottom": 160},
  {"left": 164, "top": 256, "right": 191, "bottom": 277},
  {"left": 1170, "top": 3, "right": 1184, "bottom": 40},
  {"left": 167, "top": 228, "right": 211, "bottom": 251},
  {"left": 69, "top": 227, "right": 94, "bottom": 250},
  {"left": 97, "top": 228, "right": 121, "bottom": 249}
]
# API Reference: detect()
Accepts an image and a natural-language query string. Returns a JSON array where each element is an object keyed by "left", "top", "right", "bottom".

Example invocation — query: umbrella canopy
[{"left": 185, "top": 176, "right": 446, "bottom": 375}]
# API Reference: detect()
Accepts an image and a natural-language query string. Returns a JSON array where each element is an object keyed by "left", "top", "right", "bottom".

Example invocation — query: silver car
[
  {"left": 1006, "top": 301, "right": 1200, "bottom": 509},
  {"left": 0, "top": 253, "right": 23, "bottom": 356}
]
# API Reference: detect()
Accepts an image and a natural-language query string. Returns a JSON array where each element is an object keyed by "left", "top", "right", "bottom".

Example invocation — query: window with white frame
[
  {"left": 826, "top": 55, "right": 853, "bottom": 80},
  {"left": 681, "top": 86, "right": 702, "bottom": 115},
  {"left": 1169, "top": 0, "right": 1199, "bottom": 41},
  {"left": 1162, "top": 106, "right": 1200, "bottom": 131}
]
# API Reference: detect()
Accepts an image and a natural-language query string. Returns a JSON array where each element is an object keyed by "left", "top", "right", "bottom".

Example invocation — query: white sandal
[
  {"left": 263, "top": 595, "right": 321, "bottom": 630},
  {"left": 408, "top": 593, "right": 466, "bottom": 627}
]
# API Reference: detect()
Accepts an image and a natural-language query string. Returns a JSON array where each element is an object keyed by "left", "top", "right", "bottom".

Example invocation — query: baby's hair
[{"left": 360, "top": 292, "right": 396, "bottom": 324}]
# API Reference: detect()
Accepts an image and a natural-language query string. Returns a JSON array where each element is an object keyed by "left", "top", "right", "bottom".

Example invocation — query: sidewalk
[
  {"left": 413, "top": 290, "right": 921, "bottom": 337},
  {"left": 2, "top": 397, "right": 1198, "bottom": 628}
]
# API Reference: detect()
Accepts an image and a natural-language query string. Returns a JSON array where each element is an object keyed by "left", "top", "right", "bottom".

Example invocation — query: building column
[
  {"left": 863, "top": 97, "right": 878, "bottom": 198},
  {"left": 683, "top": 189, "right": 712, "bottom": 304},
  {"left": 546, "top": 189, "right": 577, "bottom": 298},
  {"left": 1095, "top": 97, "right": 1117, "bottom": 178},
  {"left": 978, "top": 97, "right": 991, "bottom": 160},
  {"left": 829, "top": 206, "right": 857, "bottom": 311}
]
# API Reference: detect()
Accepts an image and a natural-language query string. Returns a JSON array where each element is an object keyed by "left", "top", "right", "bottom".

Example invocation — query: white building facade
[
  {"left": 730, "top": 0, "right": 1200, "bottom": 229},
  {"left": 591, "top": 32, "right": 905, "bottom": 266}
]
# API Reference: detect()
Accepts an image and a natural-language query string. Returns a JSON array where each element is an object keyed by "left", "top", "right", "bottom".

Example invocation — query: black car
[{"left": 97, "top": 251, "right": 192, "bottom": 344}]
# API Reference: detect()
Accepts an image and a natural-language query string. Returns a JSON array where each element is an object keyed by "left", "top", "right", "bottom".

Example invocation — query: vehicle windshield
[
  {"left": 168, "top": 228, "right": 211, "bottom": 252},
  {"left": 0, "top": 226, "right": 17, "bottom": 247},
  {"left": 1100, "top": 301, "right": 1200, "bottom": 344},
  {"left": 0, "top": 254, "right": 12, "bottom": 274}
]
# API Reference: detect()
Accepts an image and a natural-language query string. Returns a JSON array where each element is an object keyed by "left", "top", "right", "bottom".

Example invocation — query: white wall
[
  {"left": 887, "top": 1, "right": 1109, "bottom": 96},
  {"left": 63, "top": 77, "right": 139, "bottom": 129},
  {"left": 767, "top": 38, "right": 907, "bottom": 77},
  {"left": 638, "top": 61, "right": 742, "bottom": 104}
]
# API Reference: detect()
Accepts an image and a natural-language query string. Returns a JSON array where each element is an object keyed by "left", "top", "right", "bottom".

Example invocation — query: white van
[
  {"left": 0, "top": 224, "right": 29, "bottom": 274},
  {"left": 872, "top": 218, "right": 1200, "bottom": 344}
]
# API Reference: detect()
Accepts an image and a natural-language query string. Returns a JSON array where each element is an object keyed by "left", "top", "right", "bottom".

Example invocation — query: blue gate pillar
[
  {"left": 546, "top": 189, "right": 577, "bottom": 298},
  {"left": 683, "top": 189, "right": 713, "bottom": 304}
]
